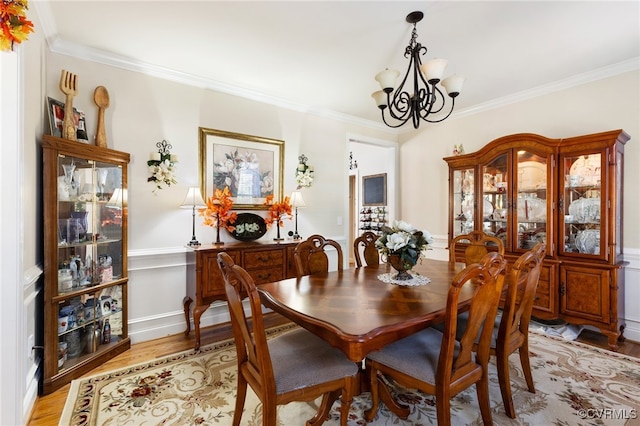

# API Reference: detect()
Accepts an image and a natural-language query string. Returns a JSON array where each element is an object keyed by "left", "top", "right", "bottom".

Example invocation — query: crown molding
[{"left": 35, "top": 1, "right": 638, "bottom": 136}]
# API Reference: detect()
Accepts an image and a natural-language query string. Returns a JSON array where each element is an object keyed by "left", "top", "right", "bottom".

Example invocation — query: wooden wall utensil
[
  {"left": 59, "top": 70, "right": 78, "bottom": 141},
  {"left": 94, "top": 86, "right": 110, "bottom": 148}
]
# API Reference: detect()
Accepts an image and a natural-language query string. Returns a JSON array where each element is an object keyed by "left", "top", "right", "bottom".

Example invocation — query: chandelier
[{"left": 372, "top": 11, "right": 464, "bottom": 129}]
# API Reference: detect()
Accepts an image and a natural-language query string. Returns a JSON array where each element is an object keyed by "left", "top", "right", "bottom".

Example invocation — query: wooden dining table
[{"left": 257, "top": 258, "right": 474, "bottom": 363}]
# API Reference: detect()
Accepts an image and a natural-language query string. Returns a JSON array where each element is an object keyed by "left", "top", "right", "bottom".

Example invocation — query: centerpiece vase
[{"left": 387, "top": 254, "right": 413, "bottom": 281}]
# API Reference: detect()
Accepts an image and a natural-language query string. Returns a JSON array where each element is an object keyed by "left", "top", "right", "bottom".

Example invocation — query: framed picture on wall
[
  {"left": 363, "top": 173, "right": 387, "bottom": 206},
  {"left": 198, "top": 127, "right": 284, "bottom": 210},
  {"left": 46, "top": 97, "right": 89, "bottom": 142}
]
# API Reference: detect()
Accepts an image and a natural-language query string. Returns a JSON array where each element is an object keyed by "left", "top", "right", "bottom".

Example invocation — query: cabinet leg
[
  {"left": 182, "top": 296, "right": 193, "bottom": 336},
  {"left": 193, "top": 304, "right": 210, "bottom": 350},
  {"left": 618, "top": 324, "right": 626, "bottom": 343}
]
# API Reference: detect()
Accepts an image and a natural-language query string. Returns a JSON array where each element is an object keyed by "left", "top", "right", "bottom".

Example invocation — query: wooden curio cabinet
[
  {"left": 42, "top": 135, "right": 130, "bottom": 394},
  {"left": 444, "top": 130, "right": 629, "bottom": 349}
]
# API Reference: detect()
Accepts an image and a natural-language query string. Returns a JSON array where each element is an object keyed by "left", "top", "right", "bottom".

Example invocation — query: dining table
[{"left": 257, "top": 258, "right": 475, "bottom": 363}]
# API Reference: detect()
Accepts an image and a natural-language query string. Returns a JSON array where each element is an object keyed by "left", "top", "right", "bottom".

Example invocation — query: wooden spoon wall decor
[
  {"left": 94, "top": 86, "right": 110, "bottom": 148},
  {"left": 59, "top": 70, "right": 78, "bottom": 141}
]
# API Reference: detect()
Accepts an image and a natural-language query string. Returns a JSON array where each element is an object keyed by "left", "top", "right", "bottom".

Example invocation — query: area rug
[{"left": 60, "top": 326, "right": 640, "bottom": 426}]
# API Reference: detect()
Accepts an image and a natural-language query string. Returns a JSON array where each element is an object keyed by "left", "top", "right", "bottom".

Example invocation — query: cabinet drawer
[
  {"left": 533, "top": 292, "right": 551, "bottom": 311},
  {"left": 248, "top": 267, "right": 284, "bottom": 284},
  {"left": 536, "top": 279, "right": 550, "bottom": 295},
  {"left": 244, "top": 250, "right": 284, "bottom": 269}
]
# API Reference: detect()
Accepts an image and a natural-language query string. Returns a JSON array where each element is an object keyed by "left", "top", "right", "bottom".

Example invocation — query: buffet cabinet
[
  {"left": 42, "top": 135, "right": 130, "bottom": 394},
  {"left": 444, "top": 130, "right": 629, "bottom": 349},
  {"left": 184, "top": 241, "right": 298, "bottom": 349}
]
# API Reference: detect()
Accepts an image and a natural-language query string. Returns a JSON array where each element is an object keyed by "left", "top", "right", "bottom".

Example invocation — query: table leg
[
  {"left": 369, "top": 373, "right": 410, "bottom": 420},
  {"left": 307, "top": 390, "right": 340, "bottom": 426},
  {"left": 182, "top": 296, "right": 192, "bottom": 336}
]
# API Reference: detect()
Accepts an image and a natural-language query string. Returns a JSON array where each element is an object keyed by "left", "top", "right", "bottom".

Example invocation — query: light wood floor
[{"left": 28, "top": 313, "right": 639, "bottom": 425}]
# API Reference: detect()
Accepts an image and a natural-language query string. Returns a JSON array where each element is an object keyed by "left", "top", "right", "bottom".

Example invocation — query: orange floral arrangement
[
  {"left": 263, "top": 194, "right": 292, "bottom": 229},
  {"left": 0, "top": 0, "right": 34, "bottom": 52},
  {"left": 200, "top": 187, "right": 238, "bottom": 232}
]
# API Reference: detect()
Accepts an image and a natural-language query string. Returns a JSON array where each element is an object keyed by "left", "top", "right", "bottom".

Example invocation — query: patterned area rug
[{"left": 60, "top": 326, "right": 640, "bottom": 426}]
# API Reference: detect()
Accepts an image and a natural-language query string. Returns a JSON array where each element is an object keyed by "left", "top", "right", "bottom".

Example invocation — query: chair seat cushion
[
  {"left": 269, "top": 328, "right": 358, "bottom": 394},
  {"left": 367, "top": 328, "right": 460, "bottom": 384}
]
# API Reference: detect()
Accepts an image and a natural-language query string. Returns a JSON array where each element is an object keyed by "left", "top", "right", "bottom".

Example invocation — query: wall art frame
[
  {"left": 198, "top": 127, "right": 284, "bottom": 210},
  {"left": 363, "top": 173, "right": 387, "bottom": 206},
  {"left": 46, "top": 97, "right": 89, "bottom": 142}
]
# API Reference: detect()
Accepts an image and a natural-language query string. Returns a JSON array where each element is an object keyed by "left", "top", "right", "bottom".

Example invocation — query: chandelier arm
[
  {"left": 380, "top": 110, "right": 411, "bottom": 128},
  {"left": 418, "top": 85, "right": 447, "bottom": 118},
  {"left": 423, "top": 97, "right": 457, "bottom": 123}
]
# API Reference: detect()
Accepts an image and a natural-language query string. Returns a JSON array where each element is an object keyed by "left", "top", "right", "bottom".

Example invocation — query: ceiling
[{"left": 35, "top": 1, "right": 640, "bottom": 130}]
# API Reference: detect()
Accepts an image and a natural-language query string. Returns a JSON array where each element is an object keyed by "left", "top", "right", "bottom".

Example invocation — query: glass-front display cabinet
[
  {"left": 42, "top": 135, "right": 130, "bottom": 394},
  {"left": 450, "top": 167, "right": 475, "bottom": 237},
  {"left": 445, "top": 130, "right": 629, "bottom": 350}
]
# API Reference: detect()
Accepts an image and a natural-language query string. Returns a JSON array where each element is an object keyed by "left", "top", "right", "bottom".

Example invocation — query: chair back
[
  {"left": 217, "top": 252, "right": 276, "bottom": 396},
  {"left": 294, "top": 234, "right": 344, "bottom": 277},
  {"left": 353, "top": 231, "right": 380, "bottom": 268},
  {"left": 449, "top": 230, "right": 505, "bottom": 265},
  {"left": 498, "top": 243, "right": 546, "bottom": 349},
  {"left": 438, "top": 252, "right": 507, "bottom": 387}
]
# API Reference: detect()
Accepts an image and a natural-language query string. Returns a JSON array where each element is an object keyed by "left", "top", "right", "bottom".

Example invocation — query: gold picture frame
[{"left": 198, "top": 127, "right": 284, "bottom": 210}]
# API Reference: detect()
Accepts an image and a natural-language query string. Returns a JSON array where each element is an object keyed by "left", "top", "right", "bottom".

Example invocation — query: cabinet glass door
[
  {"left": 560, "top": 153, "right": 602, "bottom": 257},
  {"left": 515, "top": 151, "right": 548, "bottom": 252},
  {"left": 481, "top": 154, "right": 508, "bottom": 249},
  {"left": 452, "top": 167, "right": 475, "bottom": 237}
]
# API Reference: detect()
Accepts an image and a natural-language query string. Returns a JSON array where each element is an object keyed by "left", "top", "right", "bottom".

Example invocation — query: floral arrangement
[
  {"left": 213, "top": 148, "right": 273, "bottom": 198},
  {"left": 0, "top": 0, "right": 34, "bottom": 52},
  {"left": 295, "top": 154, "right": 314, "bottom": 189},
  {"left": 263, "top": 194, "right": 292, "bottom": 229},
  {"left": 375, "top": 220, "right": 434, "bottom": 270},
  {"left": 200, "top": 186, "right": 238, "bottom": 231},
  {"left": 147, "top": 140, "right": 177, "bottom": 193}
]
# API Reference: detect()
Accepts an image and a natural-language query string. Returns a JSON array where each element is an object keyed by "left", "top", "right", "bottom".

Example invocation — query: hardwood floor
[{"left": 27, "top": 313, "right": 638, "bottom": 425}]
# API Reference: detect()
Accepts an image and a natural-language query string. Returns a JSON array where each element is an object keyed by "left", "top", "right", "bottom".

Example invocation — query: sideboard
[{"left": 184, "top": 241, "right": 298, "bottom": 349}]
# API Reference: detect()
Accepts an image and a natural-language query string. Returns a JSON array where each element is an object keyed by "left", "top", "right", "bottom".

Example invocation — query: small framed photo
[
  {"left": 100, "top": 296, "right": 113, "bottom": 316},
  {"left": 47, "top": 97, "right": 89, "bottom": 142}
]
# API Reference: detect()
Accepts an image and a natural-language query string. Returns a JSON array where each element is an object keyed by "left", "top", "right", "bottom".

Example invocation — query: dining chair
[
  {"left": 294, "top": 234, "right": 344, "bottom": 277},
  {"left": 434, "top": 242, "right": 546, "bottom": 418},
  {"left": 364, "top": 252, "right": 507, "bottom": 426},
  {"left": 353, "top": 231, "right": 380, "bottom": 268},
  {"left": 449, "top": 230, "right": 505, "bottom": 265},
  {"left": 217, "top": 252, "right": 358, "bottom": 426}
]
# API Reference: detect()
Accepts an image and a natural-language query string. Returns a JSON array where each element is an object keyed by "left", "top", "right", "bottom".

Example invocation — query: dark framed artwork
[
  {"left": 46, "top": 97, "right": 89, "bottom": 142},
  {"left": 363, "top": 173, "right": 387, "bottom": 206},
  {"left": 198, "top": 127, "right": 284, "bottom": 210}
]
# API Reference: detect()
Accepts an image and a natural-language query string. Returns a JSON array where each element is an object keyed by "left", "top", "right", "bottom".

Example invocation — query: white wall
[
  {"left": 399, "top": 70, "right": 640, "bottom": 341},
  {"left": 41, "top": 51, "right": 399, "bottom": 342}
]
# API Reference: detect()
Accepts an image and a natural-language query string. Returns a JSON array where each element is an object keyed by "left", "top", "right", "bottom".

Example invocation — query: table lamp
[
  {"left": 180, "top": 187, "right": 206, "bottom": 247},
  {"left": 289, "top": 191, "right": 306, "bottom": 240}
]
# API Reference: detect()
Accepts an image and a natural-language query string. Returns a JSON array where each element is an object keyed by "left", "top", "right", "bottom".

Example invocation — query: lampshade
[
  {"left": 180, "top": 187, "right": 206, "bottom": 208},
  {"left": 290, "top": 191, "right": 306, "bottom": 208},
  {"left": 106, "top": 188, "right": 124, "bottom": 208}
]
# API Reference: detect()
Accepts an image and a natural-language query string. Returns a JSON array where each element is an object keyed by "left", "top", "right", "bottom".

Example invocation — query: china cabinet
[
  {"left": 42, "top": 135, "right": 130, "bottom": 394},
  {"left": 445, "top": 130, "right": 629, "bottom": 349}
]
